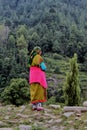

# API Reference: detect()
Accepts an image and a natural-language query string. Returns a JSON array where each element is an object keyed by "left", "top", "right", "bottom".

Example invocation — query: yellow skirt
[{"left": 30, "top": 83, "right": 47, "bottom": 104}]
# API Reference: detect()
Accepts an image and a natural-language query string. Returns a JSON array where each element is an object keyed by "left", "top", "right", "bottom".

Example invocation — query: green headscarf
[
  {"left": 33, "top": 46, "right": 41, "bottom": 53},
  {"left": 28, "top": 46, "right": 41, "bottom": 66}
]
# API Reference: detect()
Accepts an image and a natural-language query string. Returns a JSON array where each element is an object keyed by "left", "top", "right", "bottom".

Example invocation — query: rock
[
  {"left": 19, "top": 124, "right": 32, "bottom": 130},
  {"left": 0, "top": 128, "right": 12, "bottom": 130},
  {"left": 63, "top": 106, "right": 87, "bottom": 112},
  {"left": 63, "top": 112, "right": 74, "bottom": 117},
  {"left": 18, "top": 105, "right": 26, "bottom": 113},
  {"left": 55, "top": 119, "right": 62, "bottom": 123},
  {"left": 49, "top": 104, "right": 60, "bottom": 109},
  {"left": 75, "top": 117, "right": 80, "bottom": 120},
  {"left": 4, "top": 116, "right": 9, "bottom": 120},
  {"left": 20, "top": 105, "right": 26, "bottom": 109},
  {"left": 67, "top": 121, "right": 73, "bottom": 124},
  {"left": 7, "top": 120, "right": 19, "bottom": 124},
  {"left": 75, "top": 109, "right": 82, "bottom": 117},
  {"left": 84, "top": 126, "right": 87, "bottom": 129},
  {"left": 69, "top": 128, "right": 75, "bottom": 130},
  {"left": 6, "top": 105, "right": 14, "bottom": 111},
  {"left": 47, "top": 119, "right": 54, "bottom": 123},
  {"left": 17, "top": 113, "right": 29, "bottom": 118},
  {"left": 84, "top": 120, "right": 87, "bottom": 125},
  {"left": 33, "top": 122, "right": 38, "bottom": 127},
  {"left": 83, "top": 101, "right": 87, "bottom": 107},
  {"left": 52, "top": 126, "right": 60, "bottom": 130},
  {"left": 75, "top": 113, "right": 82, "bottom": 117},
  {"left": 0, "top": 121, "right": 7, "bottom": 127},
  {"left": 74, "top": 109, "right": 81, "bottom": 113},
  {"left": 60, "top": 126, "right": 65, "bottom": 130}
]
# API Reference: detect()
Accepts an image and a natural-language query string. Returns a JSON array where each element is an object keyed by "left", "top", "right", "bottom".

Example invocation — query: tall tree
[
  {"left": 17, "top": 34, "right": 28, "bottom": 68},
  {"left": 63, "top": 53, "right": 81, "bottom": 106}
]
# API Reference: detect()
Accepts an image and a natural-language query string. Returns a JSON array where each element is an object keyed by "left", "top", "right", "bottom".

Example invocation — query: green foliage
[
  {"left": 16, "top": 25, "right": 28, "bottom": 39},
  {"left": 31, "top": 125, "right": 46, "bottom": 130},
  {"left": 0, "top": 0, "right": 87, "bottom": 101},
  {"left": 0, "top": 0, "right": 87, "bottom": 62},
  {"left": 0, "top": 25, "right": 10, "bottom": 43},
  {"left": 63, "top": 53, "right": 81, "bottom": 106},
  {"left": 14, "top": 128, "right": 19, "bottom": 130},
  {"left": 17, "top": 35, "right": 27, "bottom": 48},
  {"left": 1, "top": 78, "right": 30, "bottom": 106},
  {"left": 46, "top": 96, "right": 56, "bottom": 105},
  {"left": 54, "top": 67, "right": 61, "bottom": 74},
  {"left": 55, "top": 88, "right": 65, "bottom": 103},
  {"left": 53, "top": 53, "right": 64, "bottom": 60}
]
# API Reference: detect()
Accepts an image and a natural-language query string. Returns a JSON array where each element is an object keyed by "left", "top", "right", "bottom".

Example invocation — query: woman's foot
[
  {"left": 32, "top": 103, "right": 37, "bottom": 111},
  {"left": 37, "top": 103, "right": 44, "bottom": 111}
]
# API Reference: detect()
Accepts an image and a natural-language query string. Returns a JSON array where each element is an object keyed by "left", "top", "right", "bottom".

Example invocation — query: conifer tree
[{"left": 64, "top": 53, "right": 81, "bottom": 106}]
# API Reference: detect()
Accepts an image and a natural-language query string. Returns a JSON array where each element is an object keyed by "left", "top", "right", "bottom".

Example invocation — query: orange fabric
[
  {"left": 30, "top": 83, "right": 47, "bottom": 103},
  {"left": 31, "top": 54, "right": 43, "bottom": 66}
]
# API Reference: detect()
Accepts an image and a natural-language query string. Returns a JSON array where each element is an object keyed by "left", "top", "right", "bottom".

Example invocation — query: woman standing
[{"left": 28, "top": 46, "right": 47, "bottom": 111}]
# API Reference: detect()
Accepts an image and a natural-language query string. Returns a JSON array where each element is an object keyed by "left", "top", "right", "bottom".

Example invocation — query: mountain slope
[
  {"left": 0, "top": 0, "right": 87, "bottom": 28},
  {"left": 0, "top": 103, "right": 87, "bottom": 130}
]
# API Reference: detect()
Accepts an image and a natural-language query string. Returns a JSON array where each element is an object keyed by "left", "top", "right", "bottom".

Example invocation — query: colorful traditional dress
[{"left": 29, "top": 54, "right": 47, "bottom": 105}]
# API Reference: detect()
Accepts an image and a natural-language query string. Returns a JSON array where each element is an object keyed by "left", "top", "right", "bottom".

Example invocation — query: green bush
[
  {"left": 1, "top": 78, "right": 30, "bottom": 106},
  {"left": 55, "top": 88, "right": 65, "bottom": 103},
  {"left": 31, "top": 125, "right": 46, "bottom": 130},
  {"left": 53, "top": 53, "right": 64, "bottom": 60},
  {"left": 46, "top": 96, "right": 56, "bottom": 105},
  {"left": 54, "top": 67, "right": 61, "bottom": 74}
]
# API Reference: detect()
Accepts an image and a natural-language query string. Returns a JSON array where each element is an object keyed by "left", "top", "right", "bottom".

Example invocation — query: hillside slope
[
  {"left": 0, "top": 0, "right": 87, "bottom": 28},
  {"left": 0, "top": 103, "right": 87, "bottom": 130}
]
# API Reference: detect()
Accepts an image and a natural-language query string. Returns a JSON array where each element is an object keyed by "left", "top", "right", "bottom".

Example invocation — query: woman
[{"left": 29, "top": 46, "right": 47, "bottom": 111}]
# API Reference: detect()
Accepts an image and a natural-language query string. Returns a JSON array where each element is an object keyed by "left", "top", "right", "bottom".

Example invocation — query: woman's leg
[{"left": 30, "top": 83, "right": 47, "bottom": 110}]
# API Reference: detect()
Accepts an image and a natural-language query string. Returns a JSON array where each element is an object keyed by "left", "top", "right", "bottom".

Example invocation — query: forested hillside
[{"left": 0, "top": 0, "right": 87, "bottom": 101}]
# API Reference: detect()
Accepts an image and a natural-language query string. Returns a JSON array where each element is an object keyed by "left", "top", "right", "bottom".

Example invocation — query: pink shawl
[{"left": 29, "top": 67, "right": 47, "bottom": 88}]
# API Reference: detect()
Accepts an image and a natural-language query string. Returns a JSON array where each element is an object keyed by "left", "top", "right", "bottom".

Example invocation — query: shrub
[
  {"left": 55, "top": 88, "right": 65, "bottom": 103},
  {"left": 53, "top": 53, "right": 63, "bottom": 60},
  {"left": 46, "top": 96, "right": 56, "bottom": 105},
  {"left": 1, "top": 78, "right": 30, "bottom": 106},
  {"left": 31, "top": 125, "right": 46, "bottom": 130},
  {"left": 54, "top": 67, "right": 61, "bottom": 74},
  {"left": 63, "top": 53, "right": 81, "bottom": 106}
]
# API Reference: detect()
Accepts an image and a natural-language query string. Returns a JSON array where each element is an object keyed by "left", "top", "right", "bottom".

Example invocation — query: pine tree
[{"left": 64, "top": 53, "right": 81, "bottom": 106}]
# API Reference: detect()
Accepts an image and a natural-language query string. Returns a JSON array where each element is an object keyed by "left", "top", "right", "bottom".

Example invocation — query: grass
[{"left": 0, "top": 102, "right": 87, "bottom": 130}]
